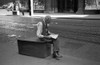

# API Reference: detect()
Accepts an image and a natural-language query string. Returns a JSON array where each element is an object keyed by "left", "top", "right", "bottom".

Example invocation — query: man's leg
[
  {"left": 53, "top": 39, "right": 59, "bottom": 52},
  {"left": 52, "top": 38, "right": 62, "bottom": 60},
  {"left": 21, "top": 10, "right": 24, "bottom": 15}
]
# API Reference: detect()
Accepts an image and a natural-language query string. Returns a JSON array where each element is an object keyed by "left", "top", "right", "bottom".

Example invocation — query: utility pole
[{"left": 30, "top": 0, "right": 34, "bottom": 16}]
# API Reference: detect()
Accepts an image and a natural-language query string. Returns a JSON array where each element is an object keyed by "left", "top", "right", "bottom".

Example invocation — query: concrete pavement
[{"left": 1, "top": 36, "right": 100, "bottom": 65}]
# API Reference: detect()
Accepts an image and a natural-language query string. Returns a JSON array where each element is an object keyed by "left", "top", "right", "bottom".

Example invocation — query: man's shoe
[
  {"left": 56, "top": 51, "right": 63, "bottom": 58},
  {"left": 52, "top": 52, "right": 62, "bottom": 60}
]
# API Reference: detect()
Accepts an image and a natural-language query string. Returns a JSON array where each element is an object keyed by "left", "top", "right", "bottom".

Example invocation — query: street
[{"left": 0, "top": 14, "right": 100, "bottom": 65}]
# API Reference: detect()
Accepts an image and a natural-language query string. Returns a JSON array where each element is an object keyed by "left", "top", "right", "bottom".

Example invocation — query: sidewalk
[
  {"left": 29, "top": 13, "right": 100, "bottom": 20},
  {"left": 1, "top": 36, "right": 100, "bottom": 65},
  {"left": 0, "top": 9, "right": 100, "bottom": 20}
]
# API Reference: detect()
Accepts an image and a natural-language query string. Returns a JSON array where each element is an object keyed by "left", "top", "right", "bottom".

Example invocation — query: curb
[{"left": 55, "top": 17, "right": 100, "bottom": 20}]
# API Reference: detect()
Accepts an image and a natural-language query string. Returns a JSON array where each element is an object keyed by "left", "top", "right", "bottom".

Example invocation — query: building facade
[
  {"left": 31, "top": 0, "right": 79, "bottom": 13},
  {"left": 30, "top": 0, "right": 100, "bottom": 14},
  {"left": 0, "top": 0, "right": 100, "bottom": 14}
]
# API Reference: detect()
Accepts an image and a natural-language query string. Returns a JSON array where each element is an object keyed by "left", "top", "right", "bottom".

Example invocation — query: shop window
[
  {"left": 85, "top": 0, "right": 100, "bottom": 10},
  {"left": 33, "top": 0, "right": 45, "bottom": 10}
]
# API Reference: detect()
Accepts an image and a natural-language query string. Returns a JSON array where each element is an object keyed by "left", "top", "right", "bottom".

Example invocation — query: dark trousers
[
  {"left": 19, "top": 9, "right": 24, "bottom": 15},
  {"left": 20, "top": 10, "right": 24, "bottom": 15},
  {"left": 52, "top": 39, "right": 59, "bottom": 52}
]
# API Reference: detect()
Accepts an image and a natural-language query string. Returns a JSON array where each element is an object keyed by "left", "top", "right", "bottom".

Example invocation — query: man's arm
[{"left": 37, "top": 22, "right": 44, "bottom": 38}]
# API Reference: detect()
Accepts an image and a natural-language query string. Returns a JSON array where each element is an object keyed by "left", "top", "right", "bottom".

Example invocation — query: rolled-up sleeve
[{"left": 37, "top": 22, "right": 44, "bottom": 38}]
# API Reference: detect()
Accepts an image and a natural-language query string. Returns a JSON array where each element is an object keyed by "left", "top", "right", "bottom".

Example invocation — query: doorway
[{"left": 57, "top": 0, "right": 78, "bottom": 13}]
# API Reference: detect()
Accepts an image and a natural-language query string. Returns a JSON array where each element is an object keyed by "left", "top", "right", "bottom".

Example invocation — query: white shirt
[
  {"left": 36, "top": 22, "right": 44, "bottom": 38},
  {"left": 36, "top": 22, "right": 58, "bottom": 39}
]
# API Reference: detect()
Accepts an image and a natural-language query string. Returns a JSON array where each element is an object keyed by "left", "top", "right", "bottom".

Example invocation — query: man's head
[{"left": 44, "top": 16, "right": 51, "bottom": 24}]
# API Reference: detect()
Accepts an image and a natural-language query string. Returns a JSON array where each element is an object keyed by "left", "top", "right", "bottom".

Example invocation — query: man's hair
[{"left": 44, "top": 16, "right": 51, "bottom": 22}]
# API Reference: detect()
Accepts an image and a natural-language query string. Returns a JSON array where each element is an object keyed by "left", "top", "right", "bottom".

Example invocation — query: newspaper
[{"left": 49, "top": 34, "right": 58, "bottom": 39}]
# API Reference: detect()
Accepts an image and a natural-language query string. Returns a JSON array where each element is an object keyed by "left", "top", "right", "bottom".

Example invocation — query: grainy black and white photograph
[{"left": 0, "top": 0, "right": 100, "bottom": 65}]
